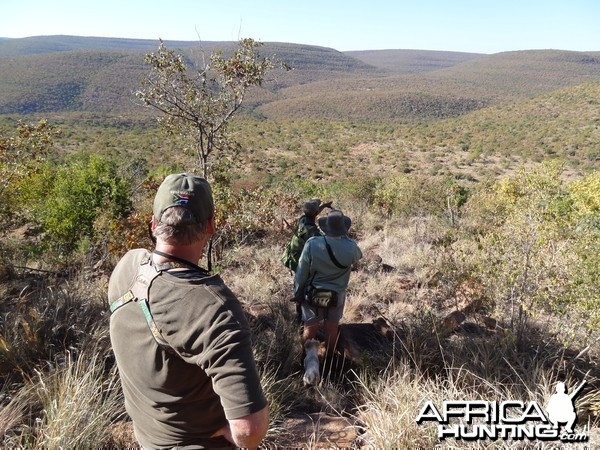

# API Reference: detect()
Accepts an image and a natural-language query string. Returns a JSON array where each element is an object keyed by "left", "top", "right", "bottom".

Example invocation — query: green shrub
[
  {"left": 0, "top": 119, "right": 60, "bottom": 225},
  {"left": 463, "top": 163, "right": 600, "bottom": 340},
  {"left": 564, "top": 171, "right": 600, "bottom": 332},
  {"left": 323, "top": 176, "right": 378, "bottom": 208},
  {"left": 569, "top": 170, "right": 600, "bottom": 225},
  {"left": 373, "top": 174, "right": 465, "bottom": 219},
  {"left": 20, "top": 153, "right": 131, "bottom": 257}
]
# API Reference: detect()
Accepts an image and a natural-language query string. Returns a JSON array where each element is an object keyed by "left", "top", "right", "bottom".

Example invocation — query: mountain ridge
[{"left": 0, "top": 36, "right": 599, "bottom": 122}]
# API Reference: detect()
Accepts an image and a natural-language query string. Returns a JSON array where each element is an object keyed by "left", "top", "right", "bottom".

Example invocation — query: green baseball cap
[{"left": 153, "top": 173, "right": 214, "bottom": 223}]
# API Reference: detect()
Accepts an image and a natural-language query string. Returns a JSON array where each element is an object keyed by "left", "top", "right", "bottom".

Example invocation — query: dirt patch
[
  {"left": 266, "top": 412, "right": 359, "bottom": 449},
  {"left": 104, "top": 421, "right": 139, "bottom": 449},
  {"left": 106, "top": 415, "right": 360, "bottom": 449}
]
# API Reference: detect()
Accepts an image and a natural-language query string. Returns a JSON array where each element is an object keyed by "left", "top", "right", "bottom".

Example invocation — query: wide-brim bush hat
[
  {"left": 303, "top": 198, "right": 321, "bottom": 216},
  {"left": 318, "top": 209, "right": 351, "bottom": 237},
  {"left": 153, "top": 173, "right": 214, "bottom": 223}
]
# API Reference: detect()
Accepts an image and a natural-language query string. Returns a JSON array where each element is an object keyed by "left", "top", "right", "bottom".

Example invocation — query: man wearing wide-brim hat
[{"left": 293, "top": 209, "right": 362, "bottom": 353}]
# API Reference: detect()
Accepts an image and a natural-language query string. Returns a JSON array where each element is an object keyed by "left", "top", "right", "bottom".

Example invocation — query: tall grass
[
  {"left": 0, "top": 265, "right": 123, "bottom": 448},
  {"left": 1, "top": 342, "right": 123, "bottom": 449},
  {"left": 30, "top": 348, "right": 123, "bottom": 448},
  {"left": 354, "top": 350, "right": 598, "bottom": 450},
  {"left": 354, "top": 365, "right": 438, "bottom": 449},
  {"left": 0, "top": 381, "right": 35, "bottom": 448}
]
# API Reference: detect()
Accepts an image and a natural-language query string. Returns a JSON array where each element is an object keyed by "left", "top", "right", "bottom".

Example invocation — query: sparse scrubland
[
  {"left": 0, "top": 114, "right": 598, "bottom": 448},
  {"left": 0, "top": 37, "right": 599, "bottom": 448}
]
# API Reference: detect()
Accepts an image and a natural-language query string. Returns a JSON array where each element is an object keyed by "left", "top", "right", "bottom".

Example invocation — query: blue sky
[{"left": 1, "top": 0, "right": 598, "bottom": 54}]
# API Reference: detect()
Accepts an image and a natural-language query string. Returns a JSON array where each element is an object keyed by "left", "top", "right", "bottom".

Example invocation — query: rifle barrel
[{"left": 570, "top": 380, "right": 586, "bottom": 400}]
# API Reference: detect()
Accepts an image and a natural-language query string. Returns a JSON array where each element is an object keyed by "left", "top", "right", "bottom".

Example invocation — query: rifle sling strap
[
  {"left": 109, "top": 252, "right": 207, "bottom": 355},
  {"left": 323, "top": 237, "right": 349, "bottom": 269}
]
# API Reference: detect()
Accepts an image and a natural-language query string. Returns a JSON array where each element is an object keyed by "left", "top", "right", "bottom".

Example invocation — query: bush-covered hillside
[
  {"left": 346, "top": 48, "right": 483, "bottom": 73},
  {"left": 2, "top": 36, "right": 600, "bottom": 122}
]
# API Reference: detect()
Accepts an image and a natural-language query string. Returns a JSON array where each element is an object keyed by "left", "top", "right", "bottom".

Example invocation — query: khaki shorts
[{"left": 302, "top": 290, "right": 346, "bottom": 324}]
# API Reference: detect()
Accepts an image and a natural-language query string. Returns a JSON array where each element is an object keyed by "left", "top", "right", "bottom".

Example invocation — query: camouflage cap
[
  {"left": 153, "top": 173, "right": 214, "bottom": 223},
  {"left": 303, "top": 198, "right": 321, "bottom": 216}
]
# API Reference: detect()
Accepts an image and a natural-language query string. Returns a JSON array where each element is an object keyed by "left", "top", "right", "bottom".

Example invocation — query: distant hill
[
  {"left": 0, "top": 36, "right": 377, "bottom": 115},
  {"left": 345, "top": 49, "right": 483, "bottom": 73},
  {"left": 426, "top": 49, "right": 600, "bottom": 99},
  {"left": 0, "top": 35, "right": 207, "bottom": 57},
  {"left": 0, "top": 36, "right": 599, "bottom": 122},
  {"left": 410, "top": 79, "right": 600, "bottom": 169},
  {"left": 254, "top": 49, "right": 600, "bottom": 122}
]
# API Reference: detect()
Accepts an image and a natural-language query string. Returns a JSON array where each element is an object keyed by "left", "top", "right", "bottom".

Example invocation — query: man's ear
[
  {"left": 206, "top": 216, "right": 216, "bottom": 235},
  {"left": 147, "top": 216, "right": 158, "bottom": 245}
]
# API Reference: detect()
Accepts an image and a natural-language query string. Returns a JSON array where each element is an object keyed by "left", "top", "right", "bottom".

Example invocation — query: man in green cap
[{"left": 108, "top": 173, "right": 269, "bottom": 450}]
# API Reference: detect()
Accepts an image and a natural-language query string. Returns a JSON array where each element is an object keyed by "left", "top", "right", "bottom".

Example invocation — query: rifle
[{"left": 569, "top": 380, "right": 586, "bottom": 400}]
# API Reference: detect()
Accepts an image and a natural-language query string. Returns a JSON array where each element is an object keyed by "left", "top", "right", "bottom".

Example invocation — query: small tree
[
  {"left": 136, "top": 38, "right": 278, "bottom": 178},
  {"left": 0, "top": 119, "right": 61, "bottom": 228},
  {"left": 0, "top": 119, "right": 60, "bottom": 198}
]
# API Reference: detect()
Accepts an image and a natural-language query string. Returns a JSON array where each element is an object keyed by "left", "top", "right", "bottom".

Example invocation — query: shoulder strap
[
  {"left": 109, "top": 257, "right": 161, "bottom": 313},
  {"left": 323, "top": 237, "right": 349, "bottom": 269},
  {"left": 110, "top": 252, "right": 201, "bottom": 356}
]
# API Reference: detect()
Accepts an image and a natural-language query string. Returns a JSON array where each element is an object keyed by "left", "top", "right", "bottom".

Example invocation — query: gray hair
[{"left": 153, "top": 206, "right": 209, "bottom": 245}]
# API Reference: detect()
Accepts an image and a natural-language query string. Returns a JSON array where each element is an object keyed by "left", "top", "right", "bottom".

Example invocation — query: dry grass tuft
[
  {"left": 31, "top": 346, "right": 123, "bottom": 449},
  {"left": 1, "top": 339, "right": 124, "bottom": 448},
  {"left": 354, "top": 365, "right": 438, "bottom": 449},
  {"left": 355, "top": 353, "right": 599, "bottom": 450}
]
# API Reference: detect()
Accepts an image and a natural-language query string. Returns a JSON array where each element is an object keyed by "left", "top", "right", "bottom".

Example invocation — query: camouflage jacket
[{"left": 281, "top": 215, "right": 321, "bottom": 272}]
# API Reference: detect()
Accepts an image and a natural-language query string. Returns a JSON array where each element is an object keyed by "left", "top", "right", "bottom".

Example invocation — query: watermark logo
[{"left": 416, "top": 380, "right": 589, "bottom": 443}]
